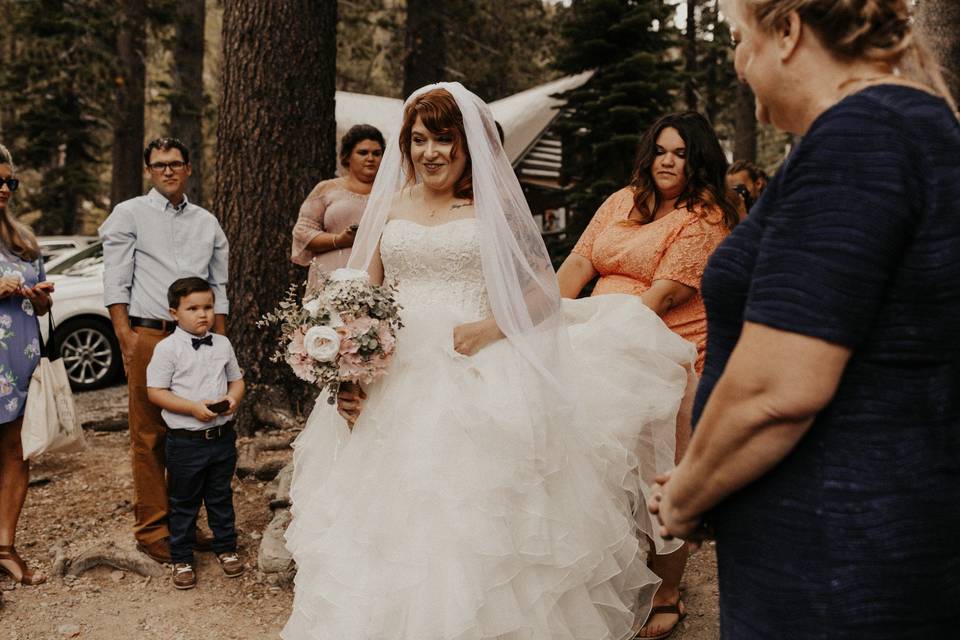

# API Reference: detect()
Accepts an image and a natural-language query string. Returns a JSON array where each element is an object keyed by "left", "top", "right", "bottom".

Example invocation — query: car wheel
[{"left": 55, "top": 317, "right": 123, "bottom": 391}]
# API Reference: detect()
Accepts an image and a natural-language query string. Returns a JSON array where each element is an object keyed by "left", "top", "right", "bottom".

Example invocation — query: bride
[{"left": 281, "top": 83, "right": 697, "bottom": 640}]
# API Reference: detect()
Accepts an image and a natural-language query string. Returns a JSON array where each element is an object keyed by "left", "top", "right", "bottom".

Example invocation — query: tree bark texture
[
  {"left": 403, "top": 0, "right": 447, "bottom": 98},
  {"left": 169, "top": 0, "right": 206, "bottom": 206},
  {"left": 733, "top": 80, "right": 757, "bottom": 162},
  {"left": 914, "top": 0, "right": 960, "bottom": 103},
  {"left": 0, "top": 1, "right": 14, "bottom": 135},
  {"left": 685, "top": 0, "right": 698, "bottom": 110},
  {"left": 110, "top": 0, "right": 147, "bottom": 208},
  {"left": 216, "top": 0, "right": 337, "bottom": 424}
]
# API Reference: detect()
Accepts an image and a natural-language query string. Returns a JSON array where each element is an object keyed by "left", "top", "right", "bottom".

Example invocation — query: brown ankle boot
[{"left": 136, "top": 537, "right": 172, "bottom": 564}]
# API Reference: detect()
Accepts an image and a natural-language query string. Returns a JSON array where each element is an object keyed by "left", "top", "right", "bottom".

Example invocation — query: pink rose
[
  {"left": 288, "top": 327, "right": 308, "bottom": 356},
  {"left": 286, "top": 352, "right": 316, "bottom": 383},
  {"left": 377, "top": 321, "right": 396, "bottom": 354}
]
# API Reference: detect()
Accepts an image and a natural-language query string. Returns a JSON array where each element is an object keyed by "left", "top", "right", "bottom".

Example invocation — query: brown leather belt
[
  {"left": 166, "top": 422, "right": 235, "bottom": 440},
  {"left": 129, "top": 316, "right": 176, "bottom": 333}
]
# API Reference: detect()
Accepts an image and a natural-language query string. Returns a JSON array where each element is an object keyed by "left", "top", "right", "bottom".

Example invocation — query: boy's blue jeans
[{"left": 165, "top": 427, "right": 238, "bottom": 564}]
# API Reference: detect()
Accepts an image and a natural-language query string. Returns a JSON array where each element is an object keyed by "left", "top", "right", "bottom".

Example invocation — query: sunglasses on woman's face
[{"left": 0, "top": 178, "right": 19, "bottom": 192}]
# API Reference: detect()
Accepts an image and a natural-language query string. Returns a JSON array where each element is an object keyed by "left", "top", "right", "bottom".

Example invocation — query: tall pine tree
[
  {"left": 554, "top": 0, "right": 682, "bottom": 236},
  {"left": 0, "top": 0, "right": 115, "bottom": 233},
  {"left": 216, "top": 0, "right": 337, "bottom": 429}
]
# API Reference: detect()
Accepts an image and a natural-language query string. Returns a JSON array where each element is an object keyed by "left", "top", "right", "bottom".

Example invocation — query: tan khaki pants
[{"left": 128, "top": 327, "right": 170, "bottom": 544}]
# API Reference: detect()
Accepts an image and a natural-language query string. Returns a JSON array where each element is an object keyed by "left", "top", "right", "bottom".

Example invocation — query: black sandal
[{"left": 634, "top": 598, "right": 686, "bottom": 640}]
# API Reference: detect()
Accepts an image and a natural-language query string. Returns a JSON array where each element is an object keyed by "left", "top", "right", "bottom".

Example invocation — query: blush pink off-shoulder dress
[{"left": 291, "top": 180, "right": 369, "bottom": 291}]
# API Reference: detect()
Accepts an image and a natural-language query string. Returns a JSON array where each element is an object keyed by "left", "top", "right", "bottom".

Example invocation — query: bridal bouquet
[{"left": 258, "top": 268, "right": 403, "bottom": 404}]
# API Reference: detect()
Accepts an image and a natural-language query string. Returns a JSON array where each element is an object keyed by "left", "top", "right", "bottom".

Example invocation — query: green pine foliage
[
  {"left": 554, "top": 0, "right": 682, "bottom": 235},
  {"left": 443, "top": 0, "right": 563, "bottom": 103},
  {"left": 337, "top": 0, "right": 562, "bottom": 103},
  {"left": 0, "top": 0, "right": 115, "bottom": 234},
  {"left": 693, "top": 0, "right": 738, "bottom": 135}
]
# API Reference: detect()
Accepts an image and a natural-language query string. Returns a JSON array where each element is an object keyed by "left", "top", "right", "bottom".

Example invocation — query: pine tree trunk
[
  {"left": 915, "top": 0, "right": 960, "bottom": 102},
  {"left": 733, "top": 80, "right": 757, "bottom": 162},
  {"left": 169, "top": 0, "right": 206, "bottom": 206},
  {"left": 403, "top": 0, "right": 446, "bottom": 98},
  {"left": 0, "top": 0, "right": 14, "bottom": 135},
  {"left": 216, "top": 0, "right": 337, "bottom": 430},
  {"left": 110, "top": 0, "right": 147, "bottom": 208},
  {"left": 685, "top": 0, "right": 698, "bottom": 110}
]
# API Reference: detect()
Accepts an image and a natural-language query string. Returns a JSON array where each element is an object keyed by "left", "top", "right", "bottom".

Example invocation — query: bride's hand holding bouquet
[{"left": 259, "top": 267, "right": 402, "bottom": 428}]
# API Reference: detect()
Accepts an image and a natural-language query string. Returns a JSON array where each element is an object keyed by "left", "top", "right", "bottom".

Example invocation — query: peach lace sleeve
[
  {"left": 571, "top": 188, "right": 634, "bottom": 262},
  {"left": 653, "top": 207, "right": 728, "bottom": 291},
  {"left": 291, "top": 189, "right": 327, "bottom": 266}
]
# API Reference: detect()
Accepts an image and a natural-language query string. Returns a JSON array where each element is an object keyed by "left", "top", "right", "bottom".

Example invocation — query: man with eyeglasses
[{"left": 99, "top": 137, "right": 229, "bottom": 564}]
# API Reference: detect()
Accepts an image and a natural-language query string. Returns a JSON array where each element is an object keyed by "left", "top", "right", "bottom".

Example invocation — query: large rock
[
  {"left": 258, "top": 507, "right": 294, "bottom": 574},
  {"left": 269, "top": 462, "right": 293, "bottom": 510}
]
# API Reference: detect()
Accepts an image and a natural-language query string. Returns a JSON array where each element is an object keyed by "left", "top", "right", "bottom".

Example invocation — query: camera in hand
[
  {"left": 206, "top": 400, "right": 230, "bottom": 414},
  {"left": 732, "top": 184, "right": 754, "bottom": 211}
]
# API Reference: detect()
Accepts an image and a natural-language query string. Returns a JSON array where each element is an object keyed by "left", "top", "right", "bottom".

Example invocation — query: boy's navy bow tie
[{"left": 192, "top": 334, "right": 213, "bottom": 350}]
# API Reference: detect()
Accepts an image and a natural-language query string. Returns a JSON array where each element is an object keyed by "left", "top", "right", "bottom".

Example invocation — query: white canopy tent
[{"left": 333, "top": 71, "right": 593, "bottom": 167}]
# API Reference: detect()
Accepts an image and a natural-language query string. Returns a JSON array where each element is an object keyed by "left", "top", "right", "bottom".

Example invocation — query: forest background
[{"left": 0, "top": 0, "right": 956, "bottom": 430}]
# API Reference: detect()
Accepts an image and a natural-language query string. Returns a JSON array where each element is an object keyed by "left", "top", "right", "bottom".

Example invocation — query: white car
[{"left": 40, "top": 241, "right": 124, "bottom": 391}]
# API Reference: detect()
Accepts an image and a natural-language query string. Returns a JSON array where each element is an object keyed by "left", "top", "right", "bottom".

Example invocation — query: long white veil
[{"left": 348, "top": 82, "right": 572, "bottom": 393}]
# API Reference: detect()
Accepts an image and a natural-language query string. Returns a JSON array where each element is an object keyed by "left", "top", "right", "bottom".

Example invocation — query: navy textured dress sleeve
[{"left": 743, "top": 105, "right": 919, "bottom": 347}]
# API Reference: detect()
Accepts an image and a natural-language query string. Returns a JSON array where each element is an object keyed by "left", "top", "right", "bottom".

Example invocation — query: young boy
[{"left": 146, "top": 277, "right": 245, "bottom": 590}]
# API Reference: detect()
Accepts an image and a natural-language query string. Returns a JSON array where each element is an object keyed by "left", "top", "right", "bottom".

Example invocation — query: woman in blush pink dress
[{"left": 291, "top": 124, "right": 385, "bottom": 291}]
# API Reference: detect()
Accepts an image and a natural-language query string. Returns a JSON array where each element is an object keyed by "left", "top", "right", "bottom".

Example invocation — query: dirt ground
[{"left": 0, "top": 385, "right": 720, "bottom": 639}]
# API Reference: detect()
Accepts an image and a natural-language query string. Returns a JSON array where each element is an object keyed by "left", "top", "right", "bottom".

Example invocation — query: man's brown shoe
[
  {"left": 136, "top": 537, "right": 172, "bottom": 564},
  {"left": 194, "top": 528, "right": 214, "bottom": 552},
  {"left": 216, "top": 552, "right": 244, "bottom": 578},
  {"left": 172, "top": 563, "right": 197, "bottom": 590}
]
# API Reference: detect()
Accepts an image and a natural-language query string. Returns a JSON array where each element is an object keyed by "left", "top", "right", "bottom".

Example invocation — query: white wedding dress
[{"left": 282, "top": 218, "right": 696, "bottom": 640}]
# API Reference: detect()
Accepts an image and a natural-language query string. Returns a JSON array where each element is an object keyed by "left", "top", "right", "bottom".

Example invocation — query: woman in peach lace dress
[
  {"left": 291, "top": 124, "right": 385, "bottom": 291},
  {"left": 558, "top": 111, "right": 739, "bottom": 640}
]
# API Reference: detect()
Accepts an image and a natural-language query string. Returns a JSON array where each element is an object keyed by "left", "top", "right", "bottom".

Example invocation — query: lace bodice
[{"left": 380, "top": 218, "right": 491, "bottom": 321}]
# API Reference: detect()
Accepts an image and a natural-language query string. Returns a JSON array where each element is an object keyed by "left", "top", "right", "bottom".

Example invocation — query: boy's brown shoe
[
  {"left": 172, "top": 563, "right": 197, "bottom": 590},
  {"left": 216, "top": 552, "right": 244, "bottom": 578}
]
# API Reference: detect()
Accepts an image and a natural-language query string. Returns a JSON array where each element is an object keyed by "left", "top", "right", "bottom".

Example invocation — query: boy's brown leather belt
[{"left": 166, "top": 422, "right": 235, "bottom": 440}]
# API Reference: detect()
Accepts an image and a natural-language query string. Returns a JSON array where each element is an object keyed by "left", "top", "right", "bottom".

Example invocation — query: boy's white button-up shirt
[{"left": 146, "top": 327, "right": 243, "bottom": 431}]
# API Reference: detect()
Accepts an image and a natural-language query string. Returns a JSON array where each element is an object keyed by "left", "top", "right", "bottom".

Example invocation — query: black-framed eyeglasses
[
  {"left": 147, "top": 161, "right": 188, "bottom": 174},
  {"left": 0, "top": 178, "right": 19, "bottom": 192}
]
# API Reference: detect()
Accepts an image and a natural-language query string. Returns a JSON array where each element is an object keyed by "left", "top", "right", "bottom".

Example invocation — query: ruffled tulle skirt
[{"left": 282, "top": 294, "right": 696, "bottom": 640}]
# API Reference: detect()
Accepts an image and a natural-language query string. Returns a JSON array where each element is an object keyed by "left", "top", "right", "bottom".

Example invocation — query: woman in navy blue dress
[
  {"left": 649, "top": 1, "right": 960, "bottom": 637},
  {"left": 0, "top": 144, "right": 53, "bottom": 587}
]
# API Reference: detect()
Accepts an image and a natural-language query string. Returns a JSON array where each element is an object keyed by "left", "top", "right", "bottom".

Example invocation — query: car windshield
[{"left": 46, "top": 242, "right": 104, "bottom": 276}]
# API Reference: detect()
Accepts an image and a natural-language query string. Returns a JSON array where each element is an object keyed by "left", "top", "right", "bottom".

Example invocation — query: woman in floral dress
[{"left": 0, "top": 143, "right": 54, "bottom": 586}]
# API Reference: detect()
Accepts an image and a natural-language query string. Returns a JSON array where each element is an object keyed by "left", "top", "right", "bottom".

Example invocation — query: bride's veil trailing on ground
[{"left": 348, "top": 82, "right": 574, "bottom": 398}]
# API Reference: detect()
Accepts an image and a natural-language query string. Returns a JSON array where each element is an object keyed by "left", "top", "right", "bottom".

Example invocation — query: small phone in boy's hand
[
  {"left": 206, "top": 400, "right": 231, "bottom": 414},
  {"left": 348, "top": 224, "right": 359, "bottom": 232}
]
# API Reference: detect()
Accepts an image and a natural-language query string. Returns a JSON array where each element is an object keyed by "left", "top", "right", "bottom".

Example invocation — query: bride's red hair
[{"left": 398, "top": 88, "right": 473, "bottom": 200}]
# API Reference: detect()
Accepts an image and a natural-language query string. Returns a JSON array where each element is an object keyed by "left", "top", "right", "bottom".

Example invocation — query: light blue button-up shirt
[
  {"left": 146, "top": 327, "right": 243, "bottom": 431},
  {"left": 99, "top": 189, "right": 229, "bottom": 320}
]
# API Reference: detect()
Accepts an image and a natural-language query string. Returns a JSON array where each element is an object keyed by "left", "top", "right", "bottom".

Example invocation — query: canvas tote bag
[{"left": 21, "top": 315, "right": 84, "bottom": 459}]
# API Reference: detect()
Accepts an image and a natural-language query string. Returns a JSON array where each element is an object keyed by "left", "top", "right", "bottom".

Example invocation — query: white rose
[
  {"left": 328, "top": 268, "right": 369, "bottom": 284},
  {"left": 303, "top": 326, "right": 341, "bottom": 362},
  {"left": 302, "top": 297, "right": 323, "bottom": 317}
]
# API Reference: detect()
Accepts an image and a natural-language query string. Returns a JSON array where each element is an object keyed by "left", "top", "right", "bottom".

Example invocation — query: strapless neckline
[{"left": 387, "top": 217, "right": 477, "bottom": 230}]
